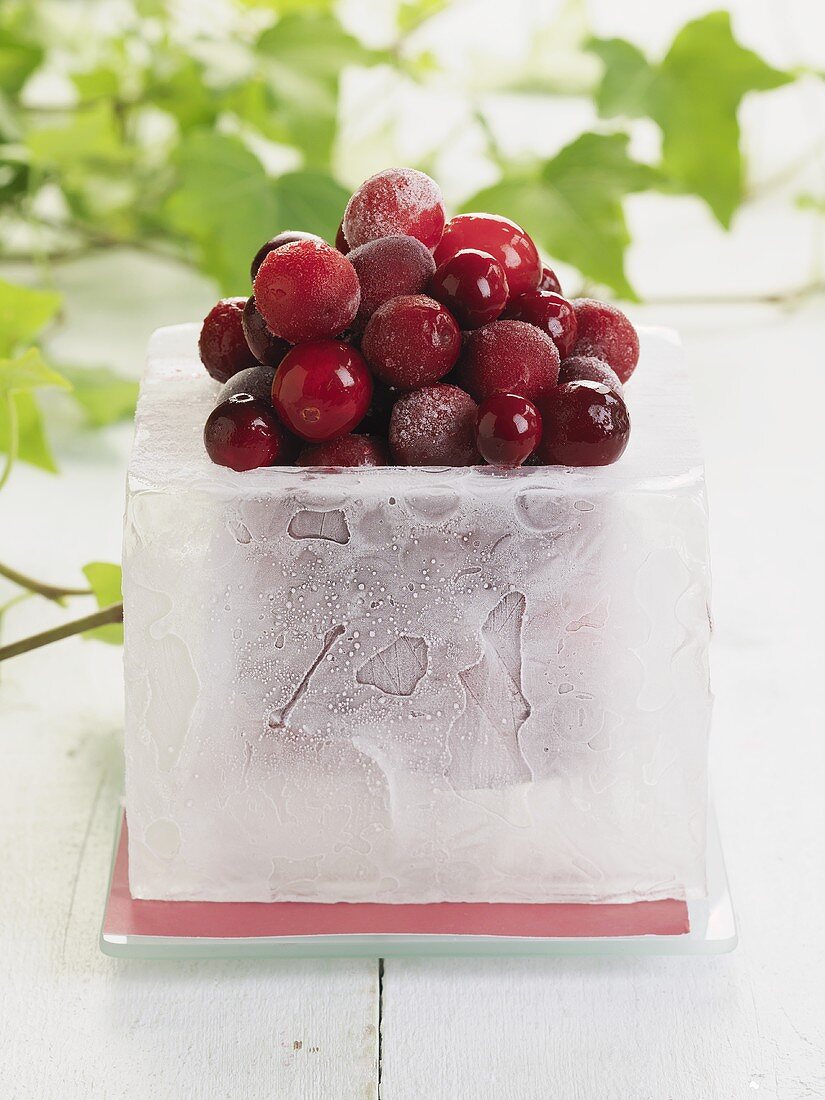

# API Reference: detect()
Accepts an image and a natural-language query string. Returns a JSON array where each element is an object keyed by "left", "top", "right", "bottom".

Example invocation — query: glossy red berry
[
  {"left": 476, "top": 393, "right": 542, "bottom": 468},
  {"left": 558, "top": 354, "right": 623, "bottom": 395},
  {"left": 250, "top": 230, "right": 323, "bottom": 281},
  {"left": 458, "top": 319, "right": 559, "bottom": 403},
  {"left": 536, "top": 381, "right": 630, "bottom": 467},
  {"left": 344, "top": 167, "right": 445, "bottom": 250},
  {"left": 254, "top": 239, "right": 360, "bottom": 345},
  {"left": 347, "top": 235, "right": 436, "bottom": 330},
  {"left": 571, "top": 299, "right": 639, "bottom": 384},
  {"left": 361, "top": 294, "right": 461, "bottom": 390},
  {"left": 428, "top": 248, "right": 508, "bottom": 329},
  {"left": 389, "top": 383, "right": 479, "bottom": 466},
  {"left": 272, "top": 340, "right": 373, "bottom": 443},
  {"left": 217, "top": 363, "right": 276, "bottom": 404},
  {"left": 505, "top": 290, "right": 578, "bottom": 358},
  {"left": 204, "top": 395, "right": 291, "bottom": 471},
  {"left": 241, "top": 296, "right": 291, "bottom": 367},
  {"left": 538, "top": 265, "right": 562, "bottom": 294},
  {"left": 298, "top": 434, "right": 388, "bottom": 467},
  {"left": 335, "top": 219, "right": 350, "bottom": 255},
  {"left": 198, "top": 298, "right": 258, "bottom": 383},
  {"left": 433, "top": 214, "right": 541, "bottom": 301}
]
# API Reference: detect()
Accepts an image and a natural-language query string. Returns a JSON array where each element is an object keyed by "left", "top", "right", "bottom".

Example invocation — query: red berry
[
  {"left": 343, "top": 167, "right": 445, "bottom": 250},
  {"left": 298, "top": 434, "right": 388, "bottom": 467},
  {"left": 241, "top": 296, "right": 291, "bottom": 367},
  {"left": 389, "top": 383, "right": 479, "bottom": 466},
  {"left": 458, "top": 319, "right": 559, "bottom": 404},
  {"left": 272, "top": 340, "right": 373, "bottom": 442},
  {"left": 536, "top": 381, "right": 630, "bottom": 467},
  {"left": 476, "top": 393, "right": 542, "bottom": 468},
  {"left": 571, "top": 299, "right": 639, "bottom": 384},
  {"left": 198, "top": 298, "right": 258, "bottom": 383},
  {"left": 347, "top": 235, "right": 436, "bottom": 330},
  {"left": 538, "top": 265, "right": 562, "bottom": 294},
  {"left": 428, "top": 248, "right": 508, "bottom": 329},
  {"left": 217, "top": 363, "right": 276, "bottom": 404},
  {"left": 335, "top": 219, "right": 350, "bottom": 255},
  {"left": 253, "top": 239, "right": 360, "bottom": 344},
  {"left": 204, "top": 395, "right": 291, "bottom": 471},
  {"left": 558, "top": 354, "right": 623, "bottom": 395},
  {"left": 505, "top": 290, "right": 577, "bottom": 358},
  {"left": 433, "top": 214, "right": 541, "bottom": 301},
  {"left": 361, "top": 294, "right": 460, "bottom": 390},
  {"left": 250, "top": 230, "right": 323, "bottom": 281}
]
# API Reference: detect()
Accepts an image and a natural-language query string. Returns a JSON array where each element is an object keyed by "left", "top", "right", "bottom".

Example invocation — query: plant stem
[
  {"left": 0, "top": 561, "right": 93, "bottom": 602},
  {"left": 0, "top": 602, "right": 123, "bottom": 663},
  {"left": 0, "top": 394, "right": 18, "bottom": 493}
]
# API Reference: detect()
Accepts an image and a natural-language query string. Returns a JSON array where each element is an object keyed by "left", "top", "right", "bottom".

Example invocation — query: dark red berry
[
  {"left": 217, "top": 363, "right": 276, "bottom": 404},
  {"left": 433, "top": 214, "right": 541, "bottom": 301},
  {"left": 335, "top": 219, "right": 350, "bottom": 255},
  {"left": 241, "top": 296, "right": 291, "bottom": 367},
  {"left": 198, "top": 298, "right": 258, "bottom": 384},
  {"left": 505, "top": 290, "right": 577, "bottom": 358},
  {"left": 536, "top": 381, "right": 630, "bottom": 467},
  {"left": 428, "top": 248, "right": 508, "bottom": 329},
  {"left": 558, "top": 354, "right": 623, "bottom": 395},
  {"left": 458, "top": 319, "right": 559, "bottom": 403},
  {"left": 272, "top": 340, "right": 373, "bottom": 442},
  {"left": 361, "top": 294, "right": 461, "bottom": 390},
  {"left": 344, "top": 167, "right": 445, "bottom": 250},
  {"left": 476, "top": 393, "right": 542, "bottom": 468},
  {"left": 298, "top": 434, "right": 388, "bottom": 467},
  {"left": 347, "top": 235, "right": 435, "bottom": 330},
  {"left": 389, "top": 383, "right": 479, "bottom": 466},
  {"left": 538, "top": 265, "right": 562, "bottom": 294},
  {"left": 254, "top": 239, "right": 360, "bottom": 344},
  {"left": 250, "top": 230, "right": 323, "bottom": 281},
  {"left": 571, "top": 299, "right": 639, "bottom": 384},
  {"left": 204, "top": 395, "right": 291, "bottom": 471}
]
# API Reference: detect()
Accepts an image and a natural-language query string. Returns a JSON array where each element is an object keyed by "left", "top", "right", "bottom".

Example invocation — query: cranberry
[
  {"left": 476, "top": 393, "right": 542, "bottom": 468},
  {"left": 458, "top": 319, "right": 559, "bottom": 403},
  {"left": 536, "top": 381, "right": 630, "bottom": 466},
  {"left": 428, "top": 248, "right": 508, "bottom": 329},
  {"left": 343, "top": 167, "right": 445, "bottom": 250},
  {"left": 335, "top": 219, "right": 350, "bottom": 255},
  {"left": 217, "top": 363, "right": 276, "bottom": 404},
  {"left": 361, "top": 294, "right": 461, "bottom": 390},
  {"left": 538, "top": 265, "right": 562, "bottom": 294},
  {"left": 505, "top": 290, "right": 577, "bottom": 358},
  {"left": 433, "top": 214, "right": 541, "bottom": 301},
  {"left": 241, "top": 296, "right": 290, "bottom": 367},
  {"left": 253, "top": 239, "right": 360, "bottom": 344},
  {"left": 558, "top": 354, "right": 623, "bottom": 395},
  {"left": 347, "top": 235, "right": 436, "bottom": 330},
  {"left": 571, "top": 298, "right": 639, "bottom": 384},
  {"left": 389, "top": 383, "right": 479, "bottom": 466},
  {"left": 298, "top": 434, "right": 388, "bottom": 467},
  {"left": 272, "top": 340, "right": 373, "bottom": 442},
  {"left": 250, "top": 230, "right": 323, "bottom": 281},
  {"left": 203, "top": 395, "right": 291, "bottom": 471},
  {"left": 198, "top": 298, "right": 258, "bottom": 383}
]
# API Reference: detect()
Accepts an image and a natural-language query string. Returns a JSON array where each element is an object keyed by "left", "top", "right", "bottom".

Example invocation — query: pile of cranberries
[{"left": 199, "top": 167, "right": 637, "bottom": 472}]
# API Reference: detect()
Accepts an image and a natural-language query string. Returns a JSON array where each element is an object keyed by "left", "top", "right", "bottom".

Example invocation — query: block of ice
[{"left": 123, "top": 324, "right": 712, "bottom": 904}]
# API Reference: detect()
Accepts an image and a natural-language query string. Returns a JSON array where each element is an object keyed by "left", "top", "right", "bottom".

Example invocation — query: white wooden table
[{"left": 1, "top": 258, "right": 824, "bottom": 1096}]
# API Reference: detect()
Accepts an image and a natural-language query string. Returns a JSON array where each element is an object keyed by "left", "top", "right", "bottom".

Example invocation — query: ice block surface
[{"left": 124, "top": 324, "right": 712, "bottom": 904}]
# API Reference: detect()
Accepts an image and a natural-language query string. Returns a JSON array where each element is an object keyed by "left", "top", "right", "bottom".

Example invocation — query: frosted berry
[
  {"left": 347, "top": 235, "right": 436, "bottom": 330},
  {"left": 476, "top": 393, "right": 542, "bottom": 468},
  {"left": 254, "top": 239, "right": 360, "bottom": 345},
  {"left": 558, "top": 354, "right": 623, "bottom": 395},
  {"left": 241, "top": 296, "right": 291, "bottom": 367},
  {"left": 505, "top": 290, "right": 577, "bottom": 358},
  {"left": 199, "top": 298, "right": 258, "bottom": 383},
  {"left": 538, "top": 265, "right": 562, "bottom": 294},
  {"left": 204, "top": 395, "right": 290, "bottom": 471},
  {"left": 536, "top": 381, "right": 630, "bottom": 466},
  {"left": 433, "top": 214, "right": 541, "bottom": 301},
  {"left": 428, "top": 248, "right": 508, "bottom": 329},
  {"left": 458, "top": 319, "right": 559, "bottom": 403},
  {"left": 250, "top": 230, "right": 323, "bottom": 281},
  {"left": 298, "top": 434, "right": 388, "bottom": 467},
  {"left": 217, "top": 363, "right": 276, "bottom": 405},
  {"left": 343, "top": 167, "right": 445, "bottom": 250},
  {"left": 272, "top": 340, "right": 372, "bottom": 442},
  {"left": 389, "top": 383, "right": 479, "bottom": 466},
  {"left": 335, "top": 219, "right": 350, "bottom": 255},
  {"left": 571, "top": 299, "right": 639, "bottom": 384},
  {"left": 361, "top": 294, "right": 461, "bottom": 390}
]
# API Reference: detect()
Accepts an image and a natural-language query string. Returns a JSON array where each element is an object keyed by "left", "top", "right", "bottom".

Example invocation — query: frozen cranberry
[
  {"left": 361, "top": 294, "right": 460, "bottom": 390},
  {"left": 241, "top": 296, "right": 291, "bottom": 367},
  {"left": 217, "top": 363, "right": 276, "bottom": 404},
  {"left": 476, "top": 393, "right": 542, "bottom": 468},
  {"left": 536, "top": 381, "right": 630, "bottom": 466},
  {"left": 343, "top": 167, "right": 445, "bottom": 250},
  {"left": 347, "top": 235, "right": 436, "bottom": 330},
  {"left": 558, "top": 354, "right": 623, "bottom": 395},
  {"left": 254, "top": 239, "right": 360, "bottom": 344},
  {"left": 298, "top": 434, "right": 388, "bottom": 467},
  {"left": 458, "top": 319, "right": 559, "bottom": 403},
  {"left": 335, "top": 219, "right": 350, "bottom": 255},
  {"left": 250, "top": 230, "right": 323, "bottom": 281},
  {"left": 198, "top": 298, "right": 258, "bottom": 383},
  {"left": 389, "top": 383, "right": 479, "bottom": 466},
  {"left": 505, "top": 290, "right": 577, "bottom": 358},
  {"left": 428, "top": 248, "right": 508, "bottom": 329},
  {"left": 538, "top": 265, "right": 562, "bottom": 294},
  {"left": 272, "top": 340, "right": 372, "bottom": 442},
  {"left": 204, "top": 395, "right": 290, "bottom": 471},
  {"left": 571, "top": 299, "right": 639, "bottom": 384},
  {"left": 433, "top": 214, "right": 541, "bottom": 301}
]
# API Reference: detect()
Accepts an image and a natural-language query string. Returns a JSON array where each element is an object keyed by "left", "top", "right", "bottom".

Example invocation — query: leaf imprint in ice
[
  {"left": 356, "top": 635, "right": 428, "bottom": 696},
  {"left": 287, "top": 509, "right": 350, "bottom": 544},
  {"left": 268, "top": 624, "right": 345, "bottom": 732}
]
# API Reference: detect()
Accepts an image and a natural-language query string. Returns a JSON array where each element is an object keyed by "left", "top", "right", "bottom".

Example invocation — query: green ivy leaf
[
  {"left": 588, "top": 37, "right": 655, "bottom": 119},
  {"left": 26, "top": 102, "right": 130, "bottom": 172},
  {"left": 0, "top": 278, "right": 62, "bottom": 357},
  {"left": 271, "top": 170, "right": 351, "bottom": 243},
  {"left": 0, "top": 391, "right": 57, "bottom": 473},
  {"left": 0, "top": 35, "right": 43, "bottom": 96},
  {"left": 58, "top": 365, "right": 138, "bottom": 428},
  {"left": 81, "top": 561, "right": 123, "bottom": 645},
  {"left": 0, "top": 347, "right": 70, "bottom": 398}
]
